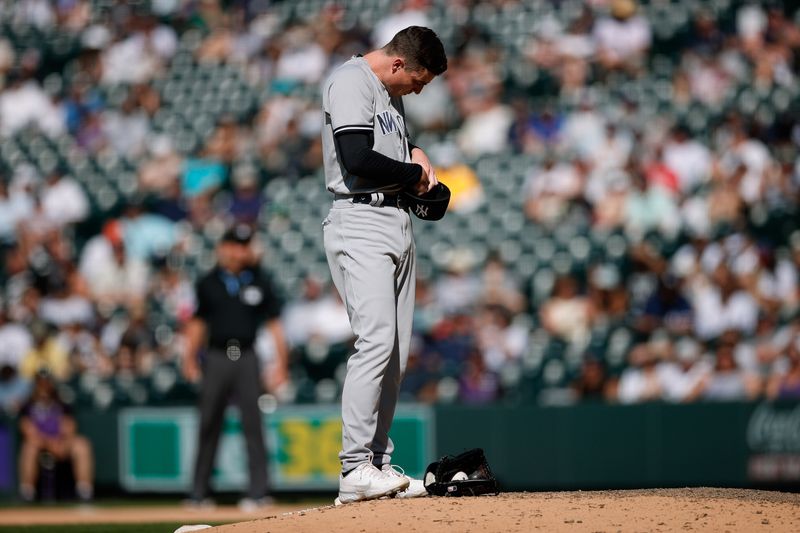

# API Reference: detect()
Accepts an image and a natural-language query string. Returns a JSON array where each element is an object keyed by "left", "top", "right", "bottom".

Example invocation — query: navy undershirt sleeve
[{"left": 335, "top": 131, "right": 422, "bottom": 188}]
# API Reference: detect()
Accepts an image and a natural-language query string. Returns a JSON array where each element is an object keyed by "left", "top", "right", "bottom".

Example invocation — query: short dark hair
[{"left": 383, "top": 26, "right": 448, "bottom": 75}]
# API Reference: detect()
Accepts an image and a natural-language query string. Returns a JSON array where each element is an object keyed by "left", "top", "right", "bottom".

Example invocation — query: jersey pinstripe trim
[{"left": 333, "top": 124, "right": 373, "bottom": 135}]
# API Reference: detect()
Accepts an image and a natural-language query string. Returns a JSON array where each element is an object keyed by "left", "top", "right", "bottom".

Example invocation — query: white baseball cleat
[
  {"left": 335, "top": 462, "right": 409, "bottom": 505},
  {"left": 381, "top": 465, "right": 429, "bottom": 499}
]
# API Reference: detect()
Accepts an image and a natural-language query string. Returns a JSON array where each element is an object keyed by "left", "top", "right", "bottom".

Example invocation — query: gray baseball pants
[
  {"left": 323, "top": 199, "right": 416, "bottom": 473},
  {"left": 192, "top": 348, "right": 268, "bottom": 500}
]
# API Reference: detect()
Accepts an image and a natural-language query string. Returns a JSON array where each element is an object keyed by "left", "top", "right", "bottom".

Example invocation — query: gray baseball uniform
[{"left": 321, "top": 56, "right": 416, "bottom": 473}]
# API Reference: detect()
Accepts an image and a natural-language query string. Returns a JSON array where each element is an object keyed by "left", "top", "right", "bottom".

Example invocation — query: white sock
[
  {"left": 20, "top": 484, "right": 35, "bottom": 501},
  {"left": 76, "top": 482, "right": 93, "bottom": 500}
]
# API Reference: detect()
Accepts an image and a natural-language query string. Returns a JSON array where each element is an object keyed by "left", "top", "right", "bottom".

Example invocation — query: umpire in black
[{"left": 182, "top": 223, "right": 288, "bottom": 507}]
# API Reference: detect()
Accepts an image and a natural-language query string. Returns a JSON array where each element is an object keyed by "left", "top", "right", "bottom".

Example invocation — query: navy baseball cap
[{"left": 222, "top": 224, "right": 254, "bottom": 245}]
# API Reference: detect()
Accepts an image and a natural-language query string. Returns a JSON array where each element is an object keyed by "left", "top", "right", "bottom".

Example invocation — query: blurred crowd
[{"left": 0, "top": 0, "right": 799, "bottom": 414}]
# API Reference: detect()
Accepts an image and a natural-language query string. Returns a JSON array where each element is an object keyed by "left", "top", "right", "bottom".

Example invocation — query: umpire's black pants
[{"left": 191, "top": 348, "right": 268, "bottom": 500}]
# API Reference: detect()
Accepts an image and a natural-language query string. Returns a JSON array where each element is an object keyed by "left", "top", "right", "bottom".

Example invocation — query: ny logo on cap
[{"left": 415, "top": 205, "right": 429, "bottom": 218}]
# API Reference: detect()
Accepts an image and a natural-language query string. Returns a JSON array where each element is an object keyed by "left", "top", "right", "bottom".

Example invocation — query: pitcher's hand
[{"left": 412, "top": 147, "right": 438, "bottom": 194}]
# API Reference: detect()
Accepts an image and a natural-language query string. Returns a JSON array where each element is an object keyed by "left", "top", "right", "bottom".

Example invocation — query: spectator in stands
[
  {"left": 479, "top": 253, "right": 526, "bottom": 315},
  {"left": 38, "top": 168, "right": 89, "bottom": 229},
  {"left": 0, "top": 178, "right": 28, "bottom": 245},
  {"left": 450, "top": 46, "right": 513, "bottom": 157},
  {"left": 37, "top": 266, "right": 93, "bottom": 329},
  {"left": 273, "top": 24, "right": 328, "bottom": 86},
  {"left": 204, "top": 114, "right": 253, "bottom": 166},
  {"left": 658, "top": 337, "right": 711, "bottom": 403},
  {"left": 571, "top": 355, "right": 614, "bottom": 402},
  {"left": 663, "top": 124, "right": 712, "bottom": 194},
  {"left": 412, "top": 276, "right": 443, "bottom": 335},
  {"left": 282, "top": 275, "right": 352, "bottom": 350},
  {"left": 540, "top": 274, "right": 596, "bottom": 345},
  {"left": 25, "top": 231, "right": 75, "bottom": 299},
  {"left": 402, "top": 75, "right": 452, "bottom": 131},
  {"left": 102, "top": 92, "right": 151, "bottom": 159},
  {"left": 138, "top": 135, "right": 183, "bottom": 195},
  {"left": 733, "top": 316, "right": 791, "bottom": 389},
  {"left": 148, "top": 256, "right": 196, "bottom": 326},
  {"left": 79, "top": 221, "right": 150, "bottom": 314},
  {"left": 195, "top": 11, "right": 239, "bottom": 64},
  {"left": 747, "top": 246, "right": 799, "bottom": 318},
  {"left": 691, "top": 263, "right": 759, "bottom": 341},
  {"left": 617, "top": 342, "right": 664, "bottom": 404},
  {"left": 60, "top": 321, "right": 112, "bottom": 379},
  {"left": 119, "top": 198, "right": 179, "bottom": 261},
  {"left": 508, "top": 102, "right": 565, "bottom": 155},
  {"left": 720, "top": 125, "right": 773, "bottom": 206},
  {"left": 643, "top": 145, "right": 680, "bottom": 196},
  {"left": 459, "top": 348, "right": 499, "bottom": 405},
  {"left": 254, "top": 93, "right": 304, "bottom": 174},
  {"left": 0, "top": 37, "right": 14, "bottom": 77},
  {"left": 692, "top": 55, "right": 732, "bottom": 108},
  {"left": 433, "top": 248, "right": 482, "bottom": 315},
  {"left": 56, "top": 0, "right": 91, "bottom": 33},
  {"left": 110, "top": 303, "right": 157, "bottom": 377},
  {"left": 0, "top": 65, "right": 65, "bottom": 138},
  {"left": 687, "top": 10, "right": 725, "bottom": 57},
  {"left": 429, "top": 312, "right": 475, "bottom": 379},
  {"left": 593, "top": 124, "right": 633, "bottom": 174},
  {"left": 561, "top": 93, "right": 606, "bottom": 161},
  {"left": 634, "top": 274, "right": 694, "bottom": 338},
  {"left": 227, "top": 163, "right": 264, "bottom": 225},
  {"left": 593, "top": 0, "right": 651, "bottom": 73},
  {"left": 523, "top": 157, "right": 585, "bottom": 226},
  {"left": 766, "top": 336, "right": 800, "bottom": 400},
  {"left": 151, "top": 180, "right": 189, "bottom": 223},
  {"left": 587, "top": 264, "right": 628, "bottom": 326},
  {"left": 0, "top": 305, "right": 32, "bottom": 370},
  {"left": 19, "top": 321, "right": 70, "bottom": 381},
  {"left": 101, "top": 12, "right": 175, "bottom": 84},
  {"left": 16, "top": 194, "right": 60, "bottom": 257},
  {"left": 592, "top": 169, "right": 631, "bottom": 231},
  {"left": 0, "top": 364, "right": 30, "bottom": 415},
  {"left": 624, "top": 169, "right": 681, "bottom": 242},
  {"left": 18, "top": 370, "right": 94, "bottom": 502},
  {"left": 7, "top": 284, "right": 39, "bottom": 326},
  {"left": 699, "top": 341, "right": 762, "bottom": 401},
  {"left": 399, "top": 336, "right": 440, "bottom": 404},
  {"left": 81, "top": 223, "right": 150, "bottom": 311},
  {"left": 475, "top": 304, "right": 527, "bottom": 373},
  {"left": 371, "top": 0, "right": 431, "bottom": 48}
]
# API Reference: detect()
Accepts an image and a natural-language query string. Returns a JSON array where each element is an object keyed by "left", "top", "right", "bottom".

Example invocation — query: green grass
[{"left": 0, "top": 524, "right": 225, "bottom": 533}]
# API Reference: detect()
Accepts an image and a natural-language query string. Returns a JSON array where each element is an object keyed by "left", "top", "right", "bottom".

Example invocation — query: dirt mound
[{"left": 210, "top": 488, "right": 800, "bottom": 533}]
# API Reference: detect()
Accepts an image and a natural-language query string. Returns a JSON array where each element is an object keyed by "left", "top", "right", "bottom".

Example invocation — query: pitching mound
[{"left": 210, "top": 488, "right": 800, "bottom": 532}]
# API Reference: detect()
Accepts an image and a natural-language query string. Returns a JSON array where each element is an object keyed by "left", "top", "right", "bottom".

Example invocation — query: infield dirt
[
  {"left": 1, "top": 488, "right": 798, "bottom": 532},
  {"left": 213, "top": 488, "right": 799, "bottom": 532}
]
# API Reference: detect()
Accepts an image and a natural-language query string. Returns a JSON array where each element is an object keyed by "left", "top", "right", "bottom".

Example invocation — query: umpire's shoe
[
  {"left": 335, "top": 463, "right": 409, "bottom": 505},
  {"left": 381, "top": 465, "right": 428, "bottom": 498}
]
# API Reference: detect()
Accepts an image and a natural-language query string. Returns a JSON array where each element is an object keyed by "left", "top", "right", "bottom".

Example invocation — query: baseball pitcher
[{"left": 320, "top": 26, "right": 448, "bottom": 504}]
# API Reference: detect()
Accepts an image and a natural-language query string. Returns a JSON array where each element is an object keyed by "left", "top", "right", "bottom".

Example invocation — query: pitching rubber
[{"left": 174, "top": 525, "right": 213, "bottom": 533}]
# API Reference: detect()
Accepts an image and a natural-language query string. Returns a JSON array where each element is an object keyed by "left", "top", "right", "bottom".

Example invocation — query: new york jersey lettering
[{"left": 376, "top": 110, "right": 404, "bottom": 136}]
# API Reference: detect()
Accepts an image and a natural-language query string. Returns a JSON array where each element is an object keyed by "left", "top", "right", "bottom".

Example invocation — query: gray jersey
[{"left": 321, "top": 56, "right": 411, "bottom": 195}]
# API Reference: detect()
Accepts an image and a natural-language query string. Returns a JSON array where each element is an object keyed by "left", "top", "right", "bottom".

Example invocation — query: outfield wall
[{"left": 1, "top": 401, "right": 799, "bottom": 497}]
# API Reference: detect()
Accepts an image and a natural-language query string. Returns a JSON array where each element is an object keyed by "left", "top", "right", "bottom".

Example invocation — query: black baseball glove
[{"left": 423, "top": 448, "right": 499, "bottom": 497}]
